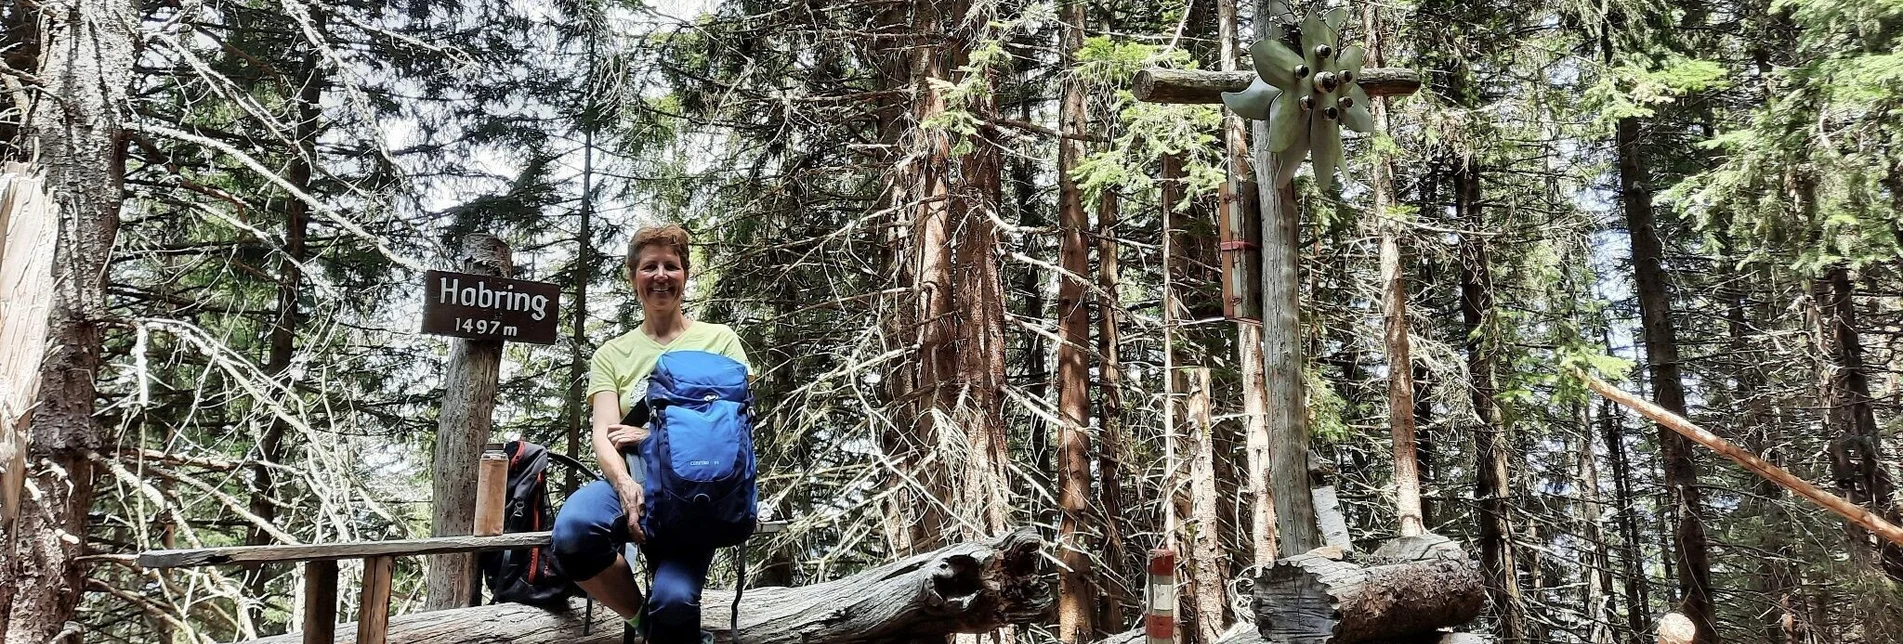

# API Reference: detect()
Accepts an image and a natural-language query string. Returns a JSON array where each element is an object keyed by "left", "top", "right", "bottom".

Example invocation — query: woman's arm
[{"left": 589, "top": 391, "right": 648, "bottom": 542}]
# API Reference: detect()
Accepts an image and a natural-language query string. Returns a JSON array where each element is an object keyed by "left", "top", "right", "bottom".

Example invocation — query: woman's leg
[
  {"left": 644, "top": 544, "right": 718, "bottom": 644},
  {"left": 550, "top": 480, "right": 643, "bottom": 617}
]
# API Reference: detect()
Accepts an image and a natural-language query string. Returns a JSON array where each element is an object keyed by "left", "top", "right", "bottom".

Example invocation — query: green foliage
[{"left": 1583, "top": 56, "right": 1730, "bottom": 124}]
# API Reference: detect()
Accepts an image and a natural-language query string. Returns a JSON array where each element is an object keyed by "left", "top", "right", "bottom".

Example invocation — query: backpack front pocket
[{"left": 660, "top": 400, "right": 747, "bottom": 482}]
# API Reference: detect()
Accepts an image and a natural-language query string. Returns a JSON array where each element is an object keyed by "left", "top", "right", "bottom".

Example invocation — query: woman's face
[{"left": 631, "top": 245, "right": 686, "bottom": 314}]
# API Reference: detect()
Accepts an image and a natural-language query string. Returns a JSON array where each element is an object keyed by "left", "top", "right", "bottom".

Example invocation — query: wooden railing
[{"left": 139, "top": 522, "right": 785, "bottom": 644}]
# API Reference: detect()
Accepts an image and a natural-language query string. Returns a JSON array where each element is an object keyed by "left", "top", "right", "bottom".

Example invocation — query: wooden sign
[
  {"left": 1218, "top": 178, "right": 1263, "bottom": 324},
  {"left": 422, "top": 270, "right": 560, "bottom": 344}
]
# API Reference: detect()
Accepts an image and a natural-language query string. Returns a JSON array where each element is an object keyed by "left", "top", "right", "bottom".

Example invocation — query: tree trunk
[
  {"left": 1453, "top": 156, "right": 1524, "bottom": 642},
  {"left": 565, "top": 34, "right": 598, "bottom": 500},
  {"left": 424, "top": 236, "right": 514, "bottom": 610},
  {"left": 246, "top": 33, "right": 322, "bottom": 617},
  {"left": 1247, "top": 0, "right": 1318, "bottom": 553},
  {"left": 1055, "top": 2, "right": 1096, "bottom": 638},
  {"left": 897, "top": 0, "right": 957, "bottom": 553},
  {"left": 1180, "top": 368, "right": 1229, "bottom": 644},
  {"left": 1615, "top": 115, "right": 1717, "bottom": 641},
  {"left": 1221, "top": 0, "right": 1277, "bottom": 568},
  {"left": 1815, "top": 265, "right": 1903, "bottom": 580},
  {"left": 0, "top": 0, "right": 135, "bottom": 638},
  {"left": 1577, "top": 403, "right": 1614, "bottom": 644},
  {"left": 1254, "top": 535, "right": 1485, "bottom": 643},
  {"left": 1095, "top": 186, "right": 1129, "bottom": 634},
  {"left": 1602, "top": 397, "right": 1650, "bottom": 644},
  {"left": 252, "top": 529, "right": 1051, "bottom": 644},
  {"left": 949, "top": 9, "right": 1011, "bottom": 538},
  {"left": 1362, "top": 1, "right": 1421, "bottom": 538}
]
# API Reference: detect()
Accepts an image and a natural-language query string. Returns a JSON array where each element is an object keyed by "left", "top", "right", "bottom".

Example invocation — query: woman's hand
[
  {"left": 606, "top": 424, "right": 649, "bottom": 450},
  {"left": 618, "top": 480, "right": 647, "bottom": 545}
]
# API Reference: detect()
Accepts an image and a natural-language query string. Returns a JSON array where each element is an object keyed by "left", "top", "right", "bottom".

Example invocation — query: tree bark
[
  {"left": 0, "top": 0, "right": 135, "bottom": 639},
  {"left": 1814, "top": 264, "right": 1903, "bottom": 579},
  {"left": 1615, "top": 115, "right": 1717, "bottom": 641},
  {"left": 1253, "top": 535, "right": 1485, "bottom": 643},
  {"left": 1055, "top": 2, "right": 1096, "bottom": 639},
  {"left": 949, "top": 7, "right": 1011, "bottom": 538},
  {"left": 897, "top": 0, "right": 957, "bottom": 553},
  {"left": 1095, "top": 186, "right": 1129, "bottom": 634},
  {"left": 424, "top": 235, "right": 514, "bottom": 610},
  {"left": 1454, "top": 155, "right": 1524, "bottom": 642},
  {"left": 1245, "top": 31, "right": 1319, "bottom": 555},
  {"left": 1180, "top": 368, "right": 1229, "bottom": 644},
  {"left": 1601, "top": 396, "right": 1650, "bottom": 644},
  {"left": 1220, "top": 0, "right": 1276, "bottom": 568},
  {"left": 251, "top": 529, "right": 1051, "bottom": 644},
  {"left": 1577, "top": 403, "right": 1614, "bottom": 644},
  {"left": 246, "top": 31, "right": 322, "bottom": 617},
  {"left": 1363, "top": 1, "right": 1421, "bottom": 539}
]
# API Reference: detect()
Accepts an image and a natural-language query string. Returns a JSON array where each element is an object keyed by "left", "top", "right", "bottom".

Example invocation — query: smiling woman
[{"left": 550, "top": 223, "right": 753, "bottom": 644}]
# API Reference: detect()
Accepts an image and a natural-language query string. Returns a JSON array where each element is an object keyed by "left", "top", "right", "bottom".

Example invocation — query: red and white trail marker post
[{"left": 1145, "top": 549, "right": 1178, "bottom": 644}]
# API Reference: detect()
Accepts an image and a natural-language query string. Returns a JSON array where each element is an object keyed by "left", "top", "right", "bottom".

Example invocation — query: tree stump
[
  {"left": 1656, "top": 612, "right": 1695, "bottom": 644},
  {"left": 1253, "top": 535, "right": 1485, "bottom": 644}
]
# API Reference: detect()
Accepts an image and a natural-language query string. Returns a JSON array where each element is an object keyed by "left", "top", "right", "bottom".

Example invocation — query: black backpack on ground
[{"left": 482, "top": 440, "right": 589, "bottom": 608}]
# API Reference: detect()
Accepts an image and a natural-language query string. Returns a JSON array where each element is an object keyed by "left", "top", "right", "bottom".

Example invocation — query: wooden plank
[
  {"left": 1133, "top": 67, "right": 1421, "bottom": 105},
  {"left": 141, "top": 532, "right": 553, "bottom": 569},
  {"left": 357, "top": 556, "right": 394, "bottom": 644},
  {"left": 141, "top": 520, "right": 792, "bottom": 569},
  {"left": 303, "top": 560, "right": 339, "bottom": 644}
]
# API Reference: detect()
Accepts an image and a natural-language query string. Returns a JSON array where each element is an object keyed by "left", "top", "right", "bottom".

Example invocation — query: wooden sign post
[
  {"left": 1131, "top": 10, "right": 1420, "bottom": 557},
  {"left": 421, "top": 234, "right": 559, "bottom": 610}
]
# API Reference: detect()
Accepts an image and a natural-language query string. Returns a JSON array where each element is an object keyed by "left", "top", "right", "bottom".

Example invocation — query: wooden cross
[{"left": 1131, "top": 59, "right": 1420, "bottom": 557}]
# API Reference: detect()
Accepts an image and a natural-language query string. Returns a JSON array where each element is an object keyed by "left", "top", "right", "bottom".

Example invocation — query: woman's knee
[{"left": 550, "top": 481, "right": 622, "bottom": 581}]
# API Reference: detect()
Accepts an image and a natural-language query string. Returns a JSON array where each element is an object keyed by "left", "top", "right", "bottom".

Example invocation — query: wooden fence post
[
  {"left": 424, "top": 234, "right": 512, "bottom": 610},
  {"left": 302, "top": 560, "right": 339, "bottom": 644}
]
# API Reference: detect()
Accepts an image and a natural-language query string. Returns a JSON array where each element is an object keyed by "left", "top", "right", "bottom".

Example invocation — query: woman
[{"left": 551, "top": 224, "right": 750, "bottom": 644}]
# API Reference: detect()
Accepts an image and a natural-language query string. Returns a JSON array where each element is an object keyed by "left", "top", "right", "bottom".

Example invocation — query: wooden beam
[
  {"left": 303, "top": 560, "right": 339, "bottom": 644},
  {"left": 1133, "top": 68, "right": 1422, "bottom": 105},
  {"left": 1577, "top": 369, "right": 1903, "bottom": 548},
  {"left": 356, "top": 556, "right": 395, "bottom": 644},
  {"left": 140, "top": 521, "right": 788, "bottom": 569},
  {"left": 142, "top": 532, "right": 553, "bottom": 569}
]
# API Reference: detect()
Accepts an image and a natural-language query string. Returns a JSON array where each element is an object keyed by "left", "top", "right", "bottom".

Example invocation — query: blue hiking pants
[{"left": 552, "top": 480, "right": 717, "bottom": 644}]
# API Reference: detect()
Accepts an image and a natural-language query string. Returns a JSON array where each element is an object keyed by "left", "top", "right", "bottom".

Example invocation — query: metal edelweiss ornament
[{"left": 1221, "top": 7, "right": 1373, "bottom": 192}]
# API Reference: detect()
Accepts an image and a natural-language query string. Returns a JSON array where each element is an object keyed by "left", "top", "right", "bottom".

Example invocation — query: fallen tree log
[
  {"left": 1254, "top": 535, "right": 1484, "bottom": 643},
  {"left": 1577, "top": 368, "right": 1903, "bottom": 547},
  {"left": 1095, "top": 623, "right": 1485, "bottom": 644},
  {"left": 250, "top": 528, "right": 1048, "bottom": 644}
]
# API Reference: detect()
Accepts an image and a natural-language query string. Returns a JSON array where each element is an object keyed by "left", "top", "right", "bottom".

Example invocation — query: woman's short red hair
[{"left": 627, "top": 224, "right": 692, "bottom": 276}]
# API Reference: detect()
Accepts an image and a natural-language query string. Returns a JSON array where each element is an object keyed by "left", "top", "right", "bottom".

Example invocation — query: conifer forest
[{"left": 4, "top": 0, "right": 1903, "bottom": 642}]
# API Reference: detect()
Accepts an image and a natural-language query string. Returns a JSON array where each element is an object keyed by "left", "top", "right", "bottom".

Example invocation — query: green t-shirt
[{"left": 587, "top": 322, "right": 752, "bottom": 417}]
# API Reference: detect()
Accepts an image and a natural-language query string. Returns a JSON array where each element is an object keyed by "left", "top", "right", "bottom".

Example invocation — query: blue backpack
[{"left": 635, "top": 350, "right": 758, "bottom": 549}]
